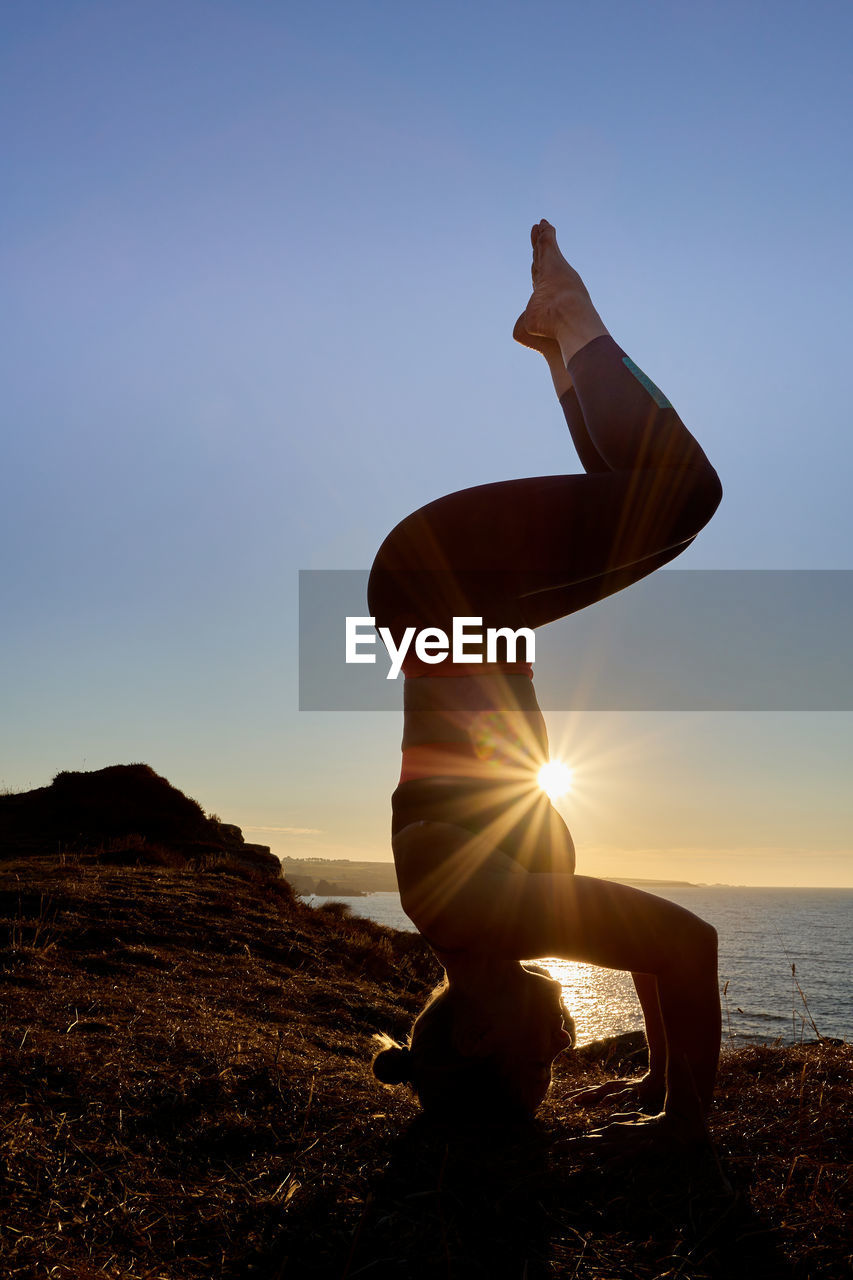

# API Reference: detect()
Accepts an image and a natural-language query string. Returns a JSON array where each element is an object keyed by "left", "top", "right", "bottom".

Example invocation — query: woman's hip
[{"left": 391, "top": 777, "right": 575, "bottom": 875}]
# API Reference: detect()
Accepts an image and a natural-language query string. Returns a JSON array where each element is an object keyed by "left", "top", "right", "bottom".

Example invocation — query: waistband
[{"left": 402, "top": 658, "right": 533, "bottom": 679}]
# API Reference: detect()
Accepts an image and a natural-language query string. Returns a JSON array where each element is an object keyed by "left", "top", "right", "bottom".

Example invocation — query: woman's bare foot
[{"left": 520, "top": 220, "right": 609, "bottom": 365}]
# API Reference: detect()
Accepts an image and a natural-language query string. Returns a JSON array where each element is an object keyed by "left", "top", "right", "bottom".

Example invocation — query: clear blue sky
[{"left": 2, "top": 0, "right": 852, "bottom": 884}]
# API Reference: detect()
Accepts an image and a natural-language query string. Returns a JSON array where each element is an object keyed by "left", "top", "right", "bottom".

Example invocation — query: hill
[
  {"left": 0, "top": 764, "right": 281, "bottom": 878},
  {"left": 1, "top": 850, "right": 851, "bottom": 1278}
]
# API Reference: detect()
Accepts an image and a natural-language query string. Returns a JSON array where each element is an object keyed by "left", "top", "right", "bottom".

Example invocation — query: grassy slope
[{"left": 1, "top": 857, "right": 851, "bottom": 1280}]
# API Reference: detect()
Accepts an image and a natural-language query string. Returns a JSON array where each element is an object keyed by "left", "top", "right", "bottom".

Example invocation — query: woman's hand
[{"left": 566, "top": 1072, "right": 665, "bottom": 1115}]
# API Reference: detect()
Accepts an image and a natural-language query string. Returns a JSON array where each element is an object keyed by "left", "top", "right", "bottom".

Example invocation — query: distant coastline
[
  {"left": 280, "top": 856, "right": 696, "bottom": 898},
  {"left": 280, "top": 857, "right": 851, "bottom": 895}
]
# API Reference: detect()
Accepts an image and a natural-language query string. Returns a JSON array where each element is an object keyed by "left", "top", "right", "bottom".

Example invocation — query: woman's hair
[{"left": 371, "top": 979, "right": 529, "bottom": 1120}]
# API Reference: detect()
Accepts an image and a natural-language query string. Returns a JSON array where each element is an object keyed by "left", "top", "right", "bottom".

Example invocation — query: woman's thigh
[
  {"left": 497, "top": 872, "right": 715, "bottom": 974},
  {"left": 369, "top": 470, "right": 710, "bottom": 635},
  {"left": 394, "top": 822, "right": 711, "bottom": 974}
]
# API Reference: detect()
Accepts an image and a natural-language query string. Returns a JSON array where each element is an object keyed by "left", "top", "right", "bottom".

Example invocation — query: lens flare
[{"left": 537, "top": 760, "right": 574, "bottom": 800}]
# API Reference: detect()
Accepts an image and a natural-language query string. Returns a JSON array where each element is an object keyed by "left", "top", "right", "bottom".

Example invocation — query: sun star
[{"left": 537, "top": 760, "right": 574, "bottom": 801}]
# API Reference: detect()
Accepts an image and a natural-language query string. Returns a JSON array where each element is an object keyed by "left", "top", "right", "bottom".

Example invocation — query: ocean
[{"left": 304, "top": 886, "right": 853, "bottom": 1048}]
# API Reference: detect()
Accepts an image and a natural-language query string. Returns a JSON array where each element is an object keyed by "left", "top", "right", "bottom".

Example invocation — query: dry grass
[{"left": 1, "top": 856, "right": 850, "bottom": 1279}]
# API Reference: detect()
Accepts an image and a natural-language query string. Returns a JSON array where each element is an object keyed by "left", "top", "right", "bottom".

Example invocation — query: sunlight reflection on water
[{"left": 535, "top": 959, "right": 642, "bottom": 1046}]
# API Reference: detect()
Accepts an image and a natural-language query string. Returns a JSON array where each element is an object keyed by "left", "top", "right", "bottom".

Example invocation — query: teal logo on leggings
[{"left": 622, "top": 356, "right": 672, "bottom": 409}]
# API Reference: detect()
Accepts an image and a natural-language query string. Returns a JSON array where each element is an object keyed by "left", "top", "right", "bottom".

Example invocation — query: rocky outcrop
[{"left": 0, "top": 764, "right": 282, "bottom": 879}]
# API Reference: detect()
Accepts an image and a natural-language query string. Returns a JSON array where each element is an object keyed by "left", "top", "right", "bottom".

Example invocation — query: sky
[{"left": 2, "top": 0, "right": 852, "bottom": 886}]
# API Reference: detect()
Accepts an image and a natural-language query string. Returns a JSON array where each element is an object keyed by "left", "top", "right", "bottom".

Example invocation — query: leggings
[
  {"left": 369, "top": 335, "right": 722, "bottom": 865},
  {"left": 368, "top": 335, "right": 722, "bottom": 641}
]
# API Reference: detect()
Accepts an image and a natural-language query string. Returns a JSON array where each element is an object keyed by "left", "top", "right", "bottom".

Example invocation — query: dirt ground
[{"left": 1, "top": 857, "right": 850, "bottom": 1279}]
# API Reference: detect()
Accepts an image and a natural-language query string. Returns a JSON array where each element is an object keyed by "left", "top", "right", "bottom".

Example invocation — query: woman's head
[
  {"left": 372, "top": 963, "right": 574, "bottom": 1120},
  {"left": 491, "top": 963, "right": 576, "bottom": 1112}
]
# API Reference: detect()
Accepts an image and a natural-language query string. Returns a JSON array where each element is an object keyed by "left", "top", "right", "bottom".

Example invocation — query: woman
[{"left": 368, "top": 221, "right": 723, "bottom": 1145}]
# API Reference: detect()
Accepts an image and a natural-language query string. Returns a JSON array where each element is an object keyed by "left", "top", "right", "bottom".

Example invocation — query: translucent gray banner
[{"left": 298, "top": 570, "right": 853, "bottom": 711}]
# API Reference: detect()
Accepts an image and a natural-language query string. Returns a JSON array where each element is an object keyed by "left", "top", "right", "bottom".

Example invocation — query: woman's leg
[
  {"left": 369, "top": 232, "right": 720, "bottom": 640},
  {"left": 396, "top": 823, "right": 719, "bottom": 1138},
  {"left": 492, "top": 873, "right": 719, "bottom": 1130},
  {"left": 512, "top": 312, "right": 610, "bottom": 474},
  {"left": 369, "top": 410, "right": 719, "bottom": 643},
  {"left": 508, "top": 313, "right": 704, "bottom": 624}
]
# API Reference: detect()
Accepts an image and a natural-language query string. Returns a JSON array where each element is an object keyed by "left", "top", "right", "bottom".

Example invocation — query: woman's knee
[
  {"left": 665, "top": 912, "right": 718, "bottom": 979},
  {"left": 682, "top": 463, "right": 723, "bottom": 534},
  {"left": 693, "top": 916, "right": 718, "bottom": 965}
]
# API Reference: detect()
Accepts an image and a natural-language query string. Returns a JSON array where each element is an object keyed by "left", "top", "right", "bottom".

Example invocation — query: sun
[{"left": 537, "top": 760, "right": 574, "bottom": 801}]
